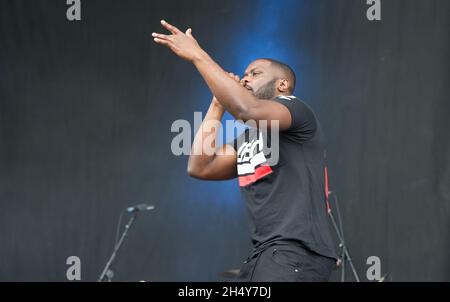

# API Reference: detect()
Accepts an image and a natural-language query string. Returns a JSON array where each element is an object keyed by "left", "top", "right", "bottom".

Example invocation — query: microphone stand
[
  {"left": 98, "top": 212, "right": 138, "bottom": 282},
  {"left": 327, "top": 192, "right": 360, "bottom": 282}
]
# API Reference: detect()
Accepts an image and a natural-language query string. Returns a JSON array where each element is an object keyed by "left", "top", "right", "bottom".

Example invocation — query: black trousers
[{"left": 236, "top": 241, "right": 335, "bottom": 282}]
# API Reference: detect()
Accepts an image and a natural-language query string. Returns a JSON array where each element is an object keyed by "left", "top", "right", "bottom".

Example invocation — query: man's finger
[
  {"left": 160, "top": 20, "right": 181, "bottom": 35},
  {"left": 227, "top": 72, "right": 240, "bottom": 83},
  {"left": 228, "top": 72, "right": 238, "bottom": 80},
  {"left": 152, "top": 32, "right": 172, "bottom": 41},
  {"left": 153, "top": 37, "right": 173, "bottom": 48}
]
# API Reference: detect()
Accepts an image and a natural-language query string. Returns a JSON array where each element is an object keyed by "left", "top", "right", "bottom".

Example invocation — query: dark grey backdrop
[{"left": 0, "top": 0, "right": 449, "bottom": 281}]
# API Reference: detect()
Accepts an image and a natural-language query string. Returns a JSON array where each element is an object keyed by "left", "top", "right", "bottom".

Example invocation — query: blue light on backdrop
[
  {"left": 223, "top": 0, "right": 304, "bottom": 142},
  {"left": 231, "top": 0, "right": 301, "bottom": 73}
]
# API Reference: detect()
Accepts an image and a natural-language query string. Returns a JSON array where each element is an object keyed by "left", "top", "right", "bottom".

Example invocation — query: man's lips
[{"left": 244, "top": 85, "right": 253, "bottom": 92}]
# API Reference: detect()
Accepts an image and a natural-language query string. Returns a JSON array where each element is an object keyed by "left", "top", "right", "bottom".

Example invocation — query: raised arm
[
  {"left": 152, "top": 20, "right": 292, "bottom": 130},
  {"left": 187, "top": 97, "right": 237, "bottom": 180}
]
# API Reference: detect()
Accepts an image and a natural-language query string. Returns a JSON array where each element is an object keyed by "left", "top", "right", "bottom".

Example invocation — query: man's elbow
[
  {"left": 187, "top": 159, "right": 197, "bottom": 177},
  {"left": 187, "top": 162, "right": 206, "bottom": 179},
  {"left": 187, "top": 168, "right": 210, "bottom": 180},
  {"left": 187, "top": 165, "right": 199, "bottom": 178}
]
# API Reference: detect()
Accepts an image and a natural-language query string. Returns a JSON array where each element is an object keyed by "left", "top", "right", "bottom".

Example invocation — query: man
[{"left": 153, "top": 20, "right": 338, "bottom": 282}]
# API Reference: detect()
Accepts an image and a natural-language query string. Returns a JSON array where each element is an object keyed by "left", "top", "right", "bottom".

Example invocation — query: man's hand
[
  {"left": 212, "top": 72, "right": 244, "bottom": 109},
  {"left": 152, "top": 20, "right": 203, "bottom": 62},
  {"left": 211, "top": 96, "right": 222, "bottom": 108},
  {"left": 228, "top": 72, "right": 242, "bottom": 85}
]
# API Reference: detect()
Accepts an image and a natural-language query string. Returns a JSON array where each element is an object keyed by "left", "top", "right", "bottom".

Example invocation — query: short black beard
[{"left": 253, "top": 79, "right": 277, "bottom": 100}]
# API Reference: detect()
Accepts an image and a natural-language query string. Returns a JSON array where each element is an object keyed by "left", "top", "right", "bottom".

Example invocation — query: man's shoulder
[
  {"left": 274, "top": 95, "right": 309, "bottom": 107},
  {"left": 275, "top": 95, "right": 299, "bottom": 101},
  {"left": 274, "top": 95, "right": 314, "bottom": 112}
]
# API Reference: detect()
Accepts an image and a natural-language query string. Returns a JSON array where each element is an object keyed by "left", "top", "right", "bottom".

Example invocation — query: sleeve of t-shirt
[{"left": 274, "top": 96, "right": 317, "bottom": 143}]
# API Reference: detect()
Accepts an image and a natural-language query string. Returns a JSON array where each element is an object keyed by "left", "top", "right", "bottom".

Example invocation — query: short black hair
[{"left": 261, "top": 58, "right": 296, "bottom": 94}]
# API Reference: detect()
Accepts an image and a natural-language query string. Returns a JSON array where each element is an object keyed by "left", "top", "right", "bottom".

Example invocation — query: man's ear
[{"left": 277, "top": 79, "right": 290, "bottom": 94}]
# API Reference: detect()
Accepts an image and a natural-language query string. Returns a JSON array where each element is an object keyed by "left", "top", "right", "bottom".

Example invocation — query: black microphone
[{"left": 126, "top": 203, "right": 155, "bottom": 213}]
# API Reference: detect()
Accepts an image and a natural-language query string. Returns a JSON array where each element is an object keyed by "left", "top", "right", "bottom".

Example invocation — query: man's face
[{"left": 242, "top": 60, "right": 278, "bottom": 100}]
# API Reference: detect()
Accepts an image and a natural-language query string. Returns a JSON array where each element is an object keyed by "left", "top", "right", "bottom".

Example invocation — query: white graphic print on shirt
[{"left": 237, "top": 130, "right": 273, "bottom": 187}]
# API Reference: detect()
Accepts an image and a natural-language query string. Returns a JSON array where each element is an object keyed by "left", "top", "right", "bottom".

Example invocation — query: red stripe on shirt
[{"left": 238, "top": 165, "right": 273, "bottom": 187}]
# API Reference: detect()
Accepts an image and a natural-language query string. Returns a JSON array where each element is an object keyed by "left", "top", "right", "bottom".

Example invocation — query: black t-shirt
[{"left": 233, "top": 96, "right": 337, "bottom": 260}]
